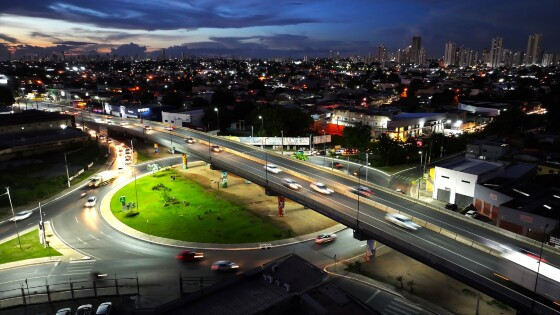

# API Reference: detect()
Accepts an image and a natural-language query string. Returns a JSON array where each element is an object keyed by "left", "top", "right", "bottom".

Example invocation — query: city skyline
[{"left": 0, "top": 0, "right": 559, "bottom": 59}]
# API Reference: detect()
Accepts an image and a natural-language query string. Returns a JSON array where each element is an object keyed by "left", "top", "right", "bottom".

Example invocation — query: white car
[
  {"left": 85, "top": 196, "right": 97, "bottom": 207},
  {"left": 164, "top": 126, "right": 175, "bottom": 131},
  {"left": 385, "top": 213, "right": 420, "bottom": 231},
  {"left": 283, "top": 178, "right": 302, "bottom": 190},
  {"left": 185, "top": 137, "right": 195, "bottom": 144},
  {"left": 310, "top": 182, "right": 334, "bottom": 195},
  {"left": 10, "top": 210, "right": 33, "bottom": 222},
  {"left": 264, "top": 164, "right": 282, "bottom": 174},
  {"left": 315, "top": 233, "right": 337, "bottom": 244},
  {"left": 465, "top": 210, "right": 479, "bottom": 218}
]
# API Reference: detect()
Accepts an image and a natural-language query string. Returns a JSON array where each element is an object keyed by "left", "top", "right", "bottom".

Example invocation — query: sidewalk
[{"left": 99, "top": 163, "right": 346, "bottom": 250}]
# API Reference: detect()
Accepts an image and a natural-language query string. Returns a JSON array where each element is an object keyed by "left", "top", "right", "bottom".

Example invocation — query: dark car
[
  {"left": 176, "top": 250, "right": 204, "bottom": 262},
  {"left": 350, "top": 186, "right": 374, "bottom": 197},
  {"left": 445, "top": 203, "right": 458, "bottom": 211},
  {"left": 319, "top": 150, "right": 326, "bottom": 156},
  {"left": 333, "top": 162, "right": 343, "bottom": 169}
]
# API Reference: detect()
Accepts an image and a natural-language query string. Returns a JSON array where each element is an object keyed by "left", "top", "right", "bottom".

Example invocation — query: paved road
[{"left": 8, "top": 102, "right": 559, "bottom": 313}]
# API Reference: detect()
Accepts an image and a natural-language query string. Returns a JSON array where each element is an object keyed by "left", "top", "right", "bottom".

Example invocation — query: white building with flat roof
[{"left": 433, "top": 158, "right": 505, "bottom": 207}]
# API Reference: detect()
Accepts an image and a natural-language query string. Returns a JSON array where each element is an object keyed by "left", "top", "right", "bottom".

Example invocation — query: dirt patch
[
  {"left": 177, "top": 165, "right": 338, "bottom": 236},
  {"left": 353, "top": 249, "right": 516, "bottom": 315}
]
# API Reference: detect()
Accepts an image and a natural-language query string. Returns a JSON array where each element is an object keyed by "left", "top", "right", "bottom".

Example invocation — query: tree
[
  {"left": 342, "top": 123, "right": 371, "bottom": 149},
  {"left": 0, "top": 87, "right": 15, "bottom": 106}
]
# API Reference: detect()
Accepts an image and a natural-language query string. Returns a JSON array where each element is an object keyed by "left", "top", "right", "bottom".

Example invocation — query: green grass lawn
[
  {"left": 111, "top": 168, "right": 292, "bottom": 243},
  {"left": 0, "top": 229, "right": 62, "bottom": 264},
  {"left": 0, "top": 142, "right": 107, "bottom": 210}
]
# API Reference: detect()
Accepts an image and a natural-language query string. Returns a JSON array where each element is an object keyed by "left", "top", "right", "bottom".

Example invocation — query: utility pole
[
  {"left": 322, "top": 130, "right": 326, "bottom": 166},
  {"left": 5, "top": 187, "right": 22, "bottom": 249},
  {"left": 281, "top": 130, "right": 284, "bottom": 155},
  {"left": 532, "top": 223, "right": 550, "bottom": 312},
  {"left": 365, "top": 153, "right": 369, "bottom": 182},
  {"left": 64, "top": 152, "right": 71, "bottom": 188}
]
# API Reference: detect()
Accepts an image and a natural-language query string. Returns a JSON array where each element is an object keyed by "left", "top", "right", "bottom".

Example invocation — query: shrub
[{"left": 125, "top": 211, "right": 139, "bottom": 217}]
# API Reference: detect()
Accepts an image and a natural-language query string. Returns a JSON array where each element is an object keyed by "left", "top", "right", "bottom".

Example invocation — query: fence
[{"left": 0, "top": 276, "right": 139, "bottom": 309}]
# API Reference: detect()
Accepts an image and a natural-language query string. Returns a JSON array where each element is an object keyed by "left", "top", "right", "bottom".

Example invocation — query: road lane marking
[
  {"left": 76, "top": 237, "right": 87, "bottom": 245},
  {"left": 100, "top": 231, "right": 113, "bottom": 238},
  {"left": 89, "top": 234, "right": 99, "bottom": 241},
  {"left": 75, "top": 217, "right": 79, "bottom": 224}
]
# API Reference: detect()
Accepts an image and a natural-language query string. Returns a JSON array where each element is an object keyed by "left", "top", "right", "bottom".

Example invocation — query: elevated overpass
[{"left": 63, "top": 109, "right": 560, "bottom": 313}]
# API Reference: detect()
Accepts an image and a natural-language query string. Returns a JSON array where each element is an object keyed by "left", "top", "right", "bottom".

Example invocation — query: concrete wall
[{"left": 433, "top": 166, "right": 478, "bottom": 205}]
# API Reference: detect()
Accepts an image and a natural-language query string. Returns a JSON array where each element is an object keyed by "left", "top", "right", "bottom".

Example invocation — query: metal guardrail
[{"left": 0, "top": 276, "right": 139, "bottom": 309}]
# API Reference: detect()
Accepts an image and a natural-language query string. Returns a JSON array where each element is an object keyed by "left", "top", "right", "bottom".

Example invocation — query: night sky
[{"left": 0, "top": 0, "right": 559, "bottom": 58}]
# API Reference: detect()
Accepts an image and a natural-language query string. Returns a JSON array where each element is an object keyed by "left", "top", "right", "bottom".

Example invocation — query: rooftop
[
  {"left": 438, "top": 158, "right": 503, "bottom": 176},
  {"left": 0, "top": 109, "right": 73, "bottom": 126}
]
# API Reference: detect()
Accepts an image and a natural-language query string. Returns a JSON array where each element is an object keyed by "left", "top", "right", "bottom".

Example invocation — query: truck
[{"left": 89, "top": 170, "right": 118, "bottom": 187}]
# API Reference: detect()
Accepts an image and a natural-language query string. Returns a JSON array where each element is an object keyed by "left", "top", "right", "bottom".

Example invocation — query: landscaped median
[
  {"left": 108, "top": 164, "right": 339, "bottom": 245},
  {"left": 0, "top": 228, "right": 62, "bottom": 265}
]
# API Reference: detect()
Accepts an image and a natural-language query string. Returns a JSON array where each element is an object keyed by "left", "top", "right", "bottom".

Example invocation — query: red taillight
[{"left": 211, "top": 265, "right": 218, "bottom": 270}]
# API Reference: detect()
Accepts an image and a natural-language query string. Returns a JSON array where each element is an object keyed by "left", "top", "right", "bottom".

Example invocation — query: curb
[
  {"left": 99, "top": 164, "right": 347, "bottom": 250},
  {"left": 0, "top": 257, "right": 61, "bottom": 272}
]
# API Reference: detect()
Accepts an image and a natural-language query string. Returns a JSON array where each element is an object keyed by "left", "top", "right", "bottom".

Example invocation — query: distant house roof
[
  {"left": 438, "top": 158, "right": 504, "bottom": 176},
  {"left": 391, "top": 112, "right": 446, "bottom": 120}
]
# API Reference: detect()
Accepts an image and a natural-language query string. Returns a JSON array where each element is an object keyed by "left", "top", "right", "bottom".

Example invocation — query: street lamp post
[
  {"left": 130, "top": 140, "right": 139, "bottom": 212},
  {"left": 322, "top": 130, "right": 326, "bottom": 166},
  {"left": 258, "top": 116, "right": 264, "bottom": 148},
  {"left": 64, "top": 152, "right": 71, "bottom": 188},
  {"left": 4, "top": 187, "right": 22, "bottom": 249},
  {"left": 365, "top": 153, "right": 369, "bottom": 182},
  {"left": 532, "top": 223, "right": 550, "bottom": 311},
  {"left": 281, "top": 130, "right": 284, "bottom": 155},
  {"left": 251, "top": 125, "right": 254, "bottom": 138},
  {"left": 214, "top": 107, "right": 220, "bottom": 135},
  {"left": 356, "top": 165, "right": 364, "bottom": 230}
]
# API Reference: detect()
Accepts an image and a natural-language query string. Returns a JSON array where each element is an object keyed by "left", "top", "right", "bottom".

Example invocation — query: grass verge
[
  {"left": 0, "top": 229, "right": 62, "bottom": 264},
  {"left": 111, "top": 167, "right": 293, "bottom": 243}
]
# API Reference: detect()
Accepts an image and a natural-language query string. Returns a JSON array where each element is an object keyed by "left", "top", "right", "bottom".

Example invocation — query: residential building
[
  {"left": 488, "top": 37, "right": 503, "bottom": 68},
  {"left": 526, "top": 34, "right": 543, "bottom": 65}
]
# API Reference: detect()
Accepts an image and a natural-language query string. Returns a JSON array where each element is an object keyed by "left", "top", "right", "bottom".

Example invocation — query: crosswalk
[
  {"left": 383, "top": 298, "right": 424, "bottom": 315},
  {"left": 62, "top": 260, "right": 96, "bottom": 278},
  {"left": 392, "top": 174, "right": 418, "bottom": 183}
]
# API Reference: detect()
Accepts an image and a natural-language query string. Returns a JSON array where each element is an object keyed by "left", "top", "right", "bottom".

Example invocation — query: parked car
[
  {"left": 211, "top": 260, "right": 239, "bottom": 271},
  {"left": 164, "top": 126, "right": 175, "bottom": 131},
  {"left": 55, "top": 308, "right": 72, "bottom": 315},
  {"left": 10, "top": 210, "right": 33, "bottom": 222},
  {"left": 335, "top": 148, "right": 345, "bottom": 155},
  {"left": 283, "top": 178, "right": 302, "bottom": 190},
  {"left": 445, "top": 203, "right": 458, "bottom": 211},
  {"left": 76, "top": 304, "right": 93, "bottom": 315},
  {"left": 395, "top": 188, "right": 405, "bottom": 194},
  {"left": 85, "top": 196, "right": 97, "bottom": 207},
  {"left": 95, "top": 302, "right": 112, "bottom": 315},
  {"left": 319, "top": 150, "right": 326, "bottom": 156},
  {"left": 465, "top": 210, "right": 479, "bottom": 218},
  {"left": 315, "top": 233, "right": 337, "bottom": 244},
  {"left": 211, "top": 145, "right": 221, "bottom": 152},
  {"left": 385, "top": 213, "right": 420, "bottom": 231},
  {"left": 264, "top": 164, "right": 282, "bottom": 174},
  {"left": 176, "top": 250, "right": 204, "bottom": 262},
  {"left": 350, "top": 186, "right": 374, "bottom": 197},
  {"left": 310, "top": 182, "right": 334, "bottom": 195},
  {"left": 333, "top": 162, "right": 343, "bottom": 169},
  {"left": 185, "top": 137, "right": 195, "bottom": 144}
]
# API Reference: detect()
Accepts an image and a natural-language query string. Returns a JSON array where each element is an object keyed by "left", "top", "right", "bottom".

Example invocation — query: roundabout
[{"left": 106, "top": 163, "right": 341, "bottom": 246}]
